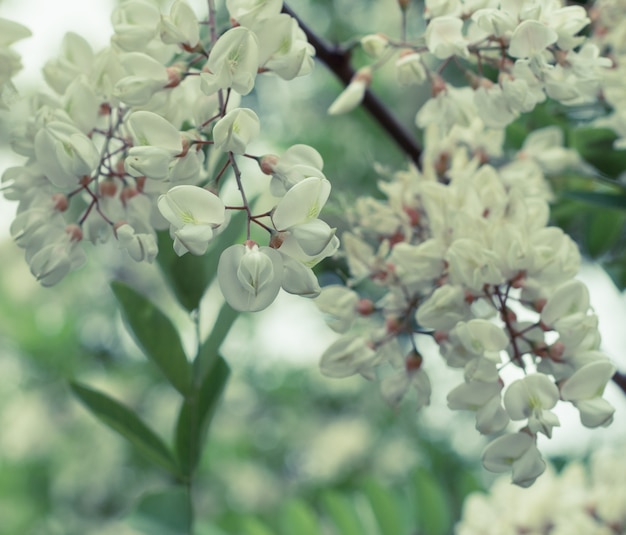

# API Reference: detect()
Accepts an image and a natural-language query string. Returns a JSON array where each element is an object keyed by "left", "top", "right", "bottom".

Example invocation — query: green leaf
[
  {"left": 320, "top": 491, "right": 364, "bottom": 535},
  {"left": 126, "top": 488, "right": 192, "bottom": 535},
  {"left": 157, "top": 212, "right": 246, "bottom": 312},
  {"left": 238, "top": 517, "right": 276, "bottom": 535},
  {"left": 111, "top": 282, "right": 191, "bottom": 396},
  {"left": 570, "top": 127, "right": 626, "bottom": 179},
  {"left": 175, "top": 355, "right": 230, "bottom": 475},
  {"left": 564, "top": 190, "right": 626, "bottom": 210},
  {"left": 193, "top": 303, "right": 238, "bottom": 382},
  {"left": 584, "top": 209, "right": 625, "bottom": 258},
  {"left": 280, "top": 499, "right": 319, "bottom": 535},
  {"left": 70, "top": 382, "right": 179, "bottom": 476},
  {"left": 412, "top": 467, "right": 451, "bottom": 535},
  {"left": 362, "top": 478, "right": 406, "bottom": 535}
]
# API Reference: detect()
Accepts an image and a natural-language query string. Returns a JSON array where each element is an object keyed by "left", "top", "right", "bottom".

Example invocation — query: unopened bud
[
  {"left": 548, "top": 342, "right": 565, "bottom": 361},
  {"left": 65, "top": 224, "right": 83, "bottom": 242},
  {"left": 165, "top": 64, "right": 184, "bottom": 88},
  {"left": 431, "top": 74, "right": 447, "bottom": 97},
  {"left": 361, "top": 34, "right": 389, "bottom": 58},
  {"left": 99, "top": 180, "right": 117, "bottom": 197},
  {"left": 433, "top": 331, "right": 448, "bottom": 344},
  {"left": 269, "top": 232, "right": 286, "bottom": 249},
  {"left": 135, "top": 176, "right": 146, "bottom": 193},
  {"left": 356, "top": 298, "right": 375, "bottom": 315},
  {"left": 120, "top": 187, "right": 138, "bottom": 204},
  {"left": 510, "top": 271, "right": 527, "bottom": 289},
  {"left": 403, "top": 206, "right": 420, "bottom": 226},
  {"left": 405, "top": 351, "right": 423, "bottom": 371},
  {"left": 386, "top": 316, "right": 402, "bottom": 334},
  {"left": 52, "top": 193, "right": 68, "bottom": 212},
  {"left": 260, "top": 154, "right": 279, "bottom": 175},
  {"left": 99, "top": 103, "right": 111, "bottom": 116},
  {"left": 534, "top": 298, "right": 547, "bottom": 313}
]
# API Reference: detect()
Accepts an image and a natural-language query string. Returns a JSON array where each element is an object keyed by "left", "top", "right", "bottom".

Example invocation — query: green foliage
[
  {"left": 584, "top": 208, "right": 626, "bottom": 259},
  {"left": 127, "top": 488, "right": 192, "bottom": 535},
  {"left": 319, "top": 491, "right": 365, "bottom": 535},
  {"left": 570, "top": 127, "right": 626, "bottom": 180},
  {"left": 564, "top": 190, "right": 626, "bottom": 210},
  {"left": 194, "top": 303, "right": 239, "bottom": 381},
  {"left": 412, "top": 467, "right": 452, "bottom": 535},
  {"left": 70, "top": 382, "right": 179, "bottom": 476},
  {"left": 111, "top": 281, "right": 192, "bottom": 396},
  {"left": 207, "top": 457, "right": 476, "bottom": 535},
  {"left": 175, "top": 354, "right": 230, "bottom": 475},
  {"left": 280, "top": 499, "right": 319, "bottom": 535},
  {"left": 362, "top": 477, "right": 408, "bottom": 535}
]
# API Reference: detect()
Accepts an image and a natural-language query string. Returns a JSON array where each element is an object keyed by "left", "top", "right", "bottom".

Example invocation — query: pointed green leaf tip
[{"left": 70, "top": 381, "right": 179, "bottom": 476}]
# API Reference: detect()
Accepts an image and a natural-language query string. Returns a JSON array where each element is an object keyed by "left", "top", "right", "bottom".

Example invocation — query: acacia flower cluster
[
  {"left": 332, "top": 0, "right": 610, "bottom": 131},
  {"left": 457, "top": 447, "right": 626, "bottom": 534},
  {"left": 1, "top": 0, "right": 336, "bottom": 311},
  {"left": 316, "top": 0, "right": 619, "bottom": 487}
]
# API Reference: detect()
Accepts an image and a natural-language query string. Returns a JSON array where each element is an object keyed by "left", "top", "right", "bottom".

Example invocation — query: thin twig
[
  {"left": 282, "top": 3, "right": 422, "bottom": 167},
  {"left": 613, "top": 371, "right": 626, "bottom": 395}
]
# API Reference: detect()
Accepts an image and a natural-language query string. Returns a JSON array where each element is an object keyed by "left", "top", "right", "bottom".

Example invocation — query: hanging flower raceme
[{"left": 315, "top": 128, "right": 618, "bottom": 487}]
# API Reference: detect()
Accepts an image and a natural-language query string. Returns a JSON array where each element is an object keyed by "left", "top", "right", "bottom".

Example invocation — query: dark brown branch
[
  {"left": 613, "top": 371, "right": 626, "bottom": 395},
  {"left": 282, "top": 3, "right": 422, "bottom": 167}
]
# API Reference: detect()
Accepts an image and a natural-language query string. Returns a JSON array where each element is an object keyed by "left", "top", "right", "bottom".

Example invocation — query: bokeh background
[{"left": 2, "top": 0, "right": 626, "bottom": 533}]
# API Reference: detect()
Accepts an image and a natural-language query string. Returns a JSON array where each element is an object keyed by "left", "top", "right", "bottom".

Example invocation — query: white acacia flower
[
  {"left": 280, "top": 254, "right": 321, "bottom": 297},
  {"left": 115, "top": 223, "right": 158, "bottom": 263},
  {"left": 159, "top": 0, "right": 199, "bottom": 48},
  {"left": 27, "top": 227, "right": 86, "bottom": 287},
  {"left": 218, "top": 242, "right": 283, "bottom": 312},
  {"left": 253, "top": 15, "right": 315, "bottom": 80},
  {"left": 111, "top": 0, "right": 161, "bottom": 51},
  {"left": 127, "top": 110, "right": 182, "bottom": 152},
  {"left": 272, "top": 176, "right": 335, "bottom": 257},
  {"left": 42, "top": 32, "right": 92, "bottom": 94},
  {"left": 226, "top": 0, "right": 282, "bottom": 27},
  {"left": 504, "top": 374, "right": 560, "bottom": 438},
  {"left": 482, "top": 432, "right": 546, "bottom": 487},
  {"left": 201, "top": 27, "right": 259, "bottom": 95},
  {"left": 212, "top": 108, "right": 260, "bottom": 154},
  {"left": 314, "top": 285, "right": 359, "bottom": 333},
  {"left": 560, "top": 361, "right": 616, "bottom": 428},
  {"left": 416, "top": 285, "right": 470, "bottom": 331},
  {"left": 508, "top": 20, "right": 557, "bottom": 60},
  {"left": 114, "top": 52, "right": 169, "bottom": 106},
  {"left": 396, "top": 52, "right": 427, "bottom": 86},
  {"left": 157, "top": 185, "right": 225, "bottom": 256},
  {"left": 34, "top": 121, "right": 99, "bottom": 189},
  {"left": 262, "top": 144, "right": 325, "bottom": 196},
  {"left": 424, "top": 16, "right": 469, "bottom": 59},
  {"left": 319, "top": 334, "right": 377, "bottom": 378},
  {"left": 125, "top": 111, "right": 183, "bottom": 179}
]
